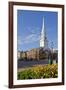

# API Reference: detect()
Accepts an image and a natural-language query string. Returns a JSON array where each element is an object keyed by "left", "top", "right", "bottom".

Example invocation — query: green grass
[{"left": 17, "top": 64, "right": 58, "bottom": 79}]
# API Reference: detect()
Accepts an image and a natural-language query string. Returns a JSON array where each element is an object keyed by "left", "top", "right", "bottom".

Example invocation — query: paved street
[{"left": 18, "top": 59, "right": 48, "bottom": 69}]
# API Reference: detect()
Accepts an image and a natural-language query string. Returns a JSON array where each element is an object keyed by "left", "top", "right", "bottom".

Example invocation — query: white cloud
[
  {"left": 17, "top": 33, "right": 40, "bottom": 45},
  {"left": 26, "top": 27, "right": 40, "bottom": 34}
]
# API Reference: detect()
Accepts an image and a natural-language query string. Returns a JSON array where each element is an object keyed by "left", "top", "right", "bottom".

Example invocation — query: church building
[{"left": 18, "top": 17, "right": 58, "bottom": 62}]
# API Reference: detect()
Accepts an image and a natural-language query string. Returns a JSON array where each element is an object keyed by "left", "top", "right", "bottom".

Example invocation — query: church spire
[
  {"left": 40, "top": 17, "right": 44, "bottom": 47},
  {"left": 40, "top": 17, "right": 48, "bottom": 49}
]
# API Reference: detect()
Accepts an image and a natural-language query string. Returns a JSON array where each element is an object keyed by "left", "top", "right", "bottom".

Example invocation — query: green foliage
[{"left": 18, "top": 64, "right": 58, "bottom": 79}]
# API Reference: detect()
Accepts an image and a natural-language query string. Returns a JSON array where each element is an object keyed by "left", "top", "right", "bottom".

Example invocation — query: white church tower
[{"left": 40, "top": 17, "right": 48, "bottom": 49}]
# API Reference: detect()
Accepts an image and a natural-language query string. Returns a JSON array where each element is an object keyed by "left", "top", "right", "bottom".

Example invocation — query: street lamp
[{"left": 51, "top": 42, "right": 54, "bottom": 64}]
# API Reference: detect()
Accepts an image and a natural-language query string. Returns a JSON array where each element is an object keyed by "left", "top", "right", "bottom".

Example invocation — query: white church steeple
[{"left": 40, "top": 17, "right": 48, "bottom": 49}]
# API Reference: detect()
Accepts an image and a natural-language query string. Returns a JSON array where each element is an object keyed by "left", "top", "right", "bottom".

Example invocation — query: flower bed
[{"left": 18, "top": 64, "right": 58, "bottom": 79}]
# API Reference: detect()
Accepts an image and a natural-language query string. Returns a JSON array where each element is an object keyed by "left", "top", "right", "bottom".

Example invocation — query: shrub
[{"left": 18, "top": 64, "right": 58, "bottom": 79}]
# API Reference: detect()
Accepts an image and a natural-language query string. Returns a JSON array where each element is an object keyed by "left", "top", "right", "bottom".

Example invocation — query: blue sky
[{"left": 17, "top": 10, "right": 58, "bottom": 51}]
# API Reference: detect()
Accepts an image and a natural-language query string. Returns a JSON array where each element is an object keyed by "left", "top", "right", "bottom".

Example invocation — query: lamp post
[
  {"left": 49, "top": 42, "right": 54, "bottom": 64},
  {"left": 51, "top": 42, "right": 54, "bottom": 64}
]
